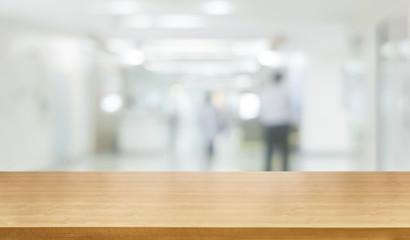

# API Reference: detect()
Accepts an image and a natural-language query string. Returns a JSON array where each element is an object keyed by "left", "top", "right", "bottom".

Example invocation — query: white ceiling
[
  {"left": 0, "top": 0, "right": 404, "bottom": 77},
  {"left": 0, "top": 0, "right": 398, "bottom": 39}
]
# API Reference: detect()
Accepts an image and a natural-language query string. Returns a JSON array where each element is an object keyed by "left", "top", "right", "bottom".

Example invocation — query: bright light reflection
[
  {"left": 100, "top": 94, "right": 123, "bottom": 113},
  {"left": 239, "top": 93, "right": 260, "bottom": 120}
]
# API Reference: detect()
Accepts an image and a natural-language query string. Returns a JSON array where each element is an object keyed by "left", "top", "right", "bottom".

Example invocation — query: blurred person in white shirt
[
  {"left": 259, "top": 73, "right": 291, "bottom": 171},
  {"left": 199, "top": 93, "right": 227, "bottom": 164}
]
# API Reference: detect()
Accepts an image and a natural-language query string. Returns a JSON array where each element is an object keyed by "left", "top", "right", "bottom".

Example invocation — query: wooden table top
[{"left": 2, "top": 172, "right": 410, "bottom": 229}]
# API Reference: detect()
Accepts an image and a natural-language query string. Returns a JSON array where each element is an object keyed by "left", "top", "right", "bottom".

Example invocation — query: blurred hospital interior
[{"left": 0, "top": 0, "right": 410, "bottom": 171}]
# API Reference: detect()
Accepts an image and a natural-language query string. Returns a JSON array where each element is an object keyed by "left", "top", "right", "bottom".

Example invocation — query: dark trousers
[
  {"left": 207, "top": 140, "right": 215, "bottom": 160},
  {"left": 264, "top": 124, "right": 290, "bottom": 171}
]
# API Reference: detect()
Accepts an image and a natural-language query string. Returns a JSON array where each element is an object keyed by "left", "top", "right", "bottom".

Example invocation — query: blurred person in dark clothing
[{"left": 260, "top": 73, "right": 291, "bottom": 171}]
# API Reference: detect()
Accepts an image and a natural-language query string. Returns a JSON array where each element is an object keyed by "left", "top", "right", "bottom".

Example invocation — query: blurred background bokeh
[{"left": 0, "top": 0, "right": 409, "bottom": 171}]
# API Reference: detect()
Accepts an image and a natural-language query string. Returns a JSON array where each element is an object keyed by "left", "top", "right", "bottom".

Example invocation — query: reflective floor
[
  {"left": 45, "top": 153, "right": 357, "bottom": 172},
  {"left": 45, "top": 126, "right": 358, "bottom": 172}
]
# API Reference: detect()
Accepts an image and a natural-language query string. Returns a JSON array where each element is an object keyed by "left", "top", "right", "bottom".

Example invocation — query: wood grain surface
[{"left": 1, "top": 172, "right": 410, "bottom": 239}]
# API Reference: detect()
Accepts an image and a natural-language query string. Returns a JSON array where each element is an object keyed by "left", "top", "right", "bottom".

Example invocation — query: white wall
[
  {"left": 0, "top": 18, "right": 96, "bottom": 170},
  {"left": 300, "top": 55, "right": 350, "bottom": 153},
  {"left": 0, "top": 21, "right": 50, "bottom": 170},
  {"left": 46, "top": 37, "right": 95, "bottom": 163},
  {"left": 290, "top": 25, "right": 352, "bottom": 155},
  {"left": 346, "top": 0, "right": 410, "bottom": 170}
]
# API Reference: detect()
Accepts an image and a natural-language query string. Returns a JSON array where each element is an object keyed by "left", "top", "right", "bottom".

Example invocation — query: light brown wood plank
[{"left": 2, "top": 172, "right": 410, "bottom": 239}]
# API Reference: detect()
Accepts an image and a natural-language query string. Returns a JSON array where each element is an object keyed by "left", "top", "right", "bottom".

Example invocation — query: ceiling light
[
  {"left": 157, "top": 15, "right": 203, "bottom": 28},
  {"left": 257, "top": 51, "right": 284, "bottom": 67},
  {"left": 88, "top": 1, "right": 140, "bottom": 15},
  {"left": 109, "top": 1, "right": 140, "bottom": 15},
  {"left": 120, "top": 50, "right": 145, "bottom": 66},
  {"left": 203, "top": 0, "right": 233, "bottom": 15},
  {"left": 106, "top": 39, "right": 135, "bottom": 53},
  {"left": 121, "top": 15, "right": 153, "bottom": 28}
]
